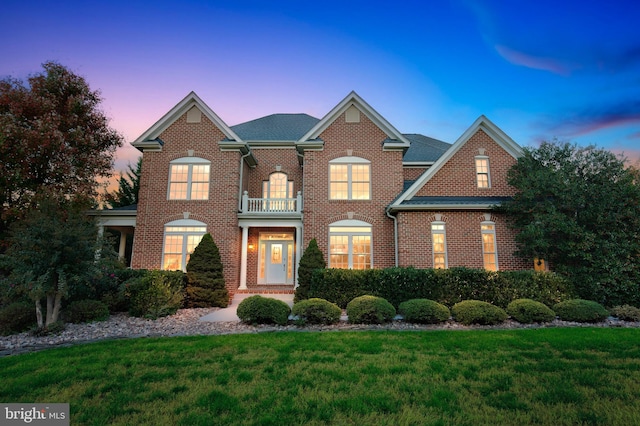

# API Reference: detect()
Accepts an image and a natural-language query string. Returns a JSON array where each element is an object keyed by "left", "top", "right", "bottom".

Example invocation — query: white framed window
[
  {"left": 431, "top": 222, "right": 448, "bottom": 269},
  {"left": 261, "top": 172, "right": 295, "bottom": 211},
  {"left": 162, "top": 219, "right": 207, "bottom": 271},
  {"left": 475, "top": 156, "right": 490, "bottom": 188},
  {"left": 481, "top": 221, "right": 498, "bottom": 271},
  {"left": 329, "top": 157, "right": 370, "bottom": 200},
  {"left": 329, "top": 219, "right": 372, "bottom": 269},
  {"left": 168, "top": 157, "right": 210, "bottom": 200}
]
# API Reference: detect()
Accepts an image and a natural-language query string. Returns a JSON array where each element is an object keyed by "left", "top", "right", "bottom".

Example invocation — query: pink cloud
[{"left": 495, "top": 45, "right": 573, "bottom": 75}]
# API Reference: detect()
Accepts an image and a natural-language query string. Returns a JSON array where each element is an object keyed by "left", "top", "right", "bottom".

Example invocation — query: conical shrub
[{"left": 185, "top": 234, "right": 229, "bottom": 307}]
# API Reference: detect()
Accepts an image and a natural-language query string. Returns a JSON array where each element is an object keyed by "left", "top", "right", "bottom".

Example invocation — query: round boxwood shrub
[
  {"left": 346, "top": 295, "right": 396, "bottom": 324},
  {"left": 237, "top": 295, "right": 291, "bottom": 325},
  {"left": 553, "top": 299, "right": 609, "bottom": 323},
  {"left": 292, "top": 298, "right": 341, "bottom": 325},
  {"left": 610, "top": 305, "right": 640, "bottom": 322},
  {"left": 506, "top": 299, "right": 556, "bottom": 324},
  {"left": 452, "top": 300, "right": 508, "bottom": 325},
  {"left": 398, "top": 299, "right": 450, "bottom": 324},
  {"left": 64, "top": 299, "right": 110, "bottom": 324},
  {"left": 0, "top": 301, "right": 36, "bottom": 335}
]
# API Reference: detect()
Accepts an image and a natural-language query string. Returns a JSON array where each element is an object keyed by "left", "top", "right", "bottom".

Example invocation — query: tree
[
  {"left": 185, "top": 234, "right": 229, "bottom": 308},
  {"left": 294, "top": 238, "right": 326, "bottom": 302},
  {"left": 2, "top": 194, "right": 102, "bottom": 328},
  {"left": 0, "top": 62, "right": 123, "bottom": 240},
  {"left": 104, "top": 157, "right": 142, "bottom": 208},
  {"left": 498, "top": 141, "right": 640, "bottom": 306}
]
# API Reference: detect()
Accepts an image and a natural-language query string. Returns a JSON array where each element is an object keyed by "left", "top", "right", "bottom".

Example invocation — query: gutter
[
  {"left": 238, "top": 151, "right": 253, "bottom": 212},
  {"left": 385, "top": 207, "right": 399, "bottom": 267}
]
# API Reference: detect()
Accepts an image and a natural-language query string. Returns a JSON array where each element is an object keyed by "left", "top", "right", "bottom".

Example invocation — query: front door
[{"left": 258, "top": 234, "right": 294, "bottom": 284}]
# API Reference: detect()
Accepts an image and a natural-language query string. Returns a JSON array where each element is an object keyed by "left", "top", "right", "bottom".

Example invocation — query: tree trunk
[
  {"left": 35, "top": 299, "right": 44, "bottom": 328},
  {"left": 45, "top": 292, "right": 63, "bottom": 327}
]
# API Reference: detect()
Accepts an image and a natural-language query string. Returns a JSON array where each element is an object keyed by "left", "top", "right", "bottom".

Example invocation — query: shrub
[
  {"left": 126, "top": 271, "right": 185, "bottom": 319},
  {"left": 292, "top": 298, "right": 341, "bottom": 325},
  {"left": 294, "top": 238, "right": 327, "bottom": 302},
  {"left": 31, "top": 321, "right": 65, "bottom": 337},
  {"left": 308, "top": 269, "right": 369, "bottom": 308},
  {"left": 185, "top": 234, "right": 229, "bottom": 308},
  {"left": 506, "top": 299, "right": 556, "bottom": 324},
  {"left": 610, "top": 305, "right": 640, "bottom": 322},
  {"left": 452, "top": 300, "right": 508, "bottom": 325},
  {"left": 64, "top": 299, "right": 110, "bottom": 323},
  {"left": 398, "top": 299, "right": 450, "bottom": 324},
  {"left": 237, "top": 295, "right": 291, "bottom": 325},
  {"left": 346, "top": 295, "right": 396, "bottom": 324},
  {"left": 553, "top": 299, "right": 609, "bottom": 323},
  {"left": 0, "top": 302, "right": 36, "bottom": 335}
]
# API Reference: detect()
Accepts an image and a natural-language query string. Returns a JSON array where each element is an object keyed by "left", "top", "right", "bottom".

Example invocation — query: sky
[{"left": 2, "top": 0, "right": 639, "bottom": 177}]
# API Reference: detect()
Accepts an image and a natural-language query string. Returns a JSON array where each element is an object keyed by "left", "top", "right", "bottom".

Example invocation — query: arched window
[
  {"left": 329, "top": 219, "right": 372, "bottom": 269},
  {"left": 329, "top": 157, "right": 370, "bottom": 200},
  {"left": 168, "top": 157, "right": 210, "bottom": 200},
  {"left": 262, "top": 172, "right": 294, "bottom": 199},
  {"left": 162, "top": 219, "right": 207, "bottom": 271}
]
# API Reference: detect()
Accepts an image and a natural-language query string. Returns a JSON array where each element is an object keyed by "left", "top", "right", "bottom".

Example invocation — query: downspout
[
  {"left": 238, "top": 150, "right": 252, "bottom": 212},
  {"left": 386, "top": 207, "right": 399, "bottom": 267}
]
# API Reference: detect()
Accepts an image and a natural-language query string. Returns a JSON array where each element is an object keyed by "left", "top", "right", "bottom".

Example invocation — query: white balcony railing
[{"left": 241, "top": 191, "right": 302, "bottom": 214}]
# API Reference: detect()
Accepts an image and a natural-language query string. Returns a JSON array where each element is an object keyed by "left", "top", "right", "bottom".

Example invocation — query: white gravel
[{"left": 1, "top": 308, "right": 638, "bottom": 356}]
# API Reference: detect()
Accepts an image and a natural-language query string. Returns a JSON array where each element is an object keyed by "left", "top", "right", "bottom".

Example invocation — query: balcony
[{"left": 239, "top": 191, "right": 302, "bottom": 219}]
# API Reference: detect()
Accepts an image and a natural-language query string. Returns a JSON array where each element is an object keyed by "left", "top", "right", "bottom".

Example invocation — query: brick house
[{"left": 97, "top": 91, "right": 532, "bottom": 297}]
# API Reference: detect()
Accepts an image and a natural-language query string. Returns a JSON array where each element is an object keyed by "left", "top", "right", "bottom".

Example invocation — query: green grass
[{"left": 2, "top": 328, "right": 640, "bottom": 425}]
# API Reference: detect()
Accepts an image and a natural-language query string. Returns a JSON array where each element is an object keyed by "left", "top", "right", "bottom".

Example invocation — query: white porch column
[
  {"left": 239, "top": 225, "right": 249, "bottom": 290},
  {"left": 118, "top": 231, "right": 127, "bottom": 261},
  {"left": 295, "top": 225, "right": 302, "bottom": 288}
]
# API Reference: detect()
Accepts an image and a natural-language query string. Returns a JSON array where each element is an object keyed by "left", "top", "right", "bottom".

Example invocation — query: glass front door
[{"left": 258, "top": 233, "right": 294, "bottom": 284}]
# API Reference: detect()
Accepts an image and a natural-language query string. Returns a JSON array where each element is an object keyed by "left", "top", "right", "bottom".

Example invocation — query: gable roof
[
  {"left": 391, "top": 115, "right": 523, "bottom": 208},
  {"left": 132, "top": 91, "right": 244, "bottom": 149},
  {"left": 402, "top": 134, "right": 451, "bottom": 163},
  {"left": 297, "top": 91, "right": 411, "bottom": 148},
  {"left": 231, "top": 113, "right": 319, "bottom": 141}
]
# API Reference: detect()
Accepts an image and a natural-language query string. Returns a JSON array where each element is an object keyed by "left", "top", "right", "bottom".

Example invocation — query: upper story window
[
  {"left": 481, "top": 221, "right": 498, "bottom": 271},
  {"left": 329, "top": 219, "right": 372, "bottom": 269},
  {"left": 168, "top": 157, "right": 210, "bottom": 200},
  {"left": 162, "top": 219, "right": 207, "bottom": 271},
  {"left": 329, "top": 157, "right": 370, "bottom": 200},
  {"left": 431, "top": 222, "right": 448, "bottom": 269},
  {"left": 475, "top": 156, "right": 491, "bottom": 188},
  {"left": 262, "top": 172, "right": 294, "bottom": 199}
]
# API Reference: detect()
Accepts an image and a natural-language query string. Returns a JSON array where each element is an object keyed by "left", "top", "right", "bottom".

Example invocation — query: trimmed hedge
[
  {"left": 610, "top": 305, "right": 640, "bottom": 322},
  {"left": 292, "top": 298, "right": 341, "bottom": 325},
  {"left": 346, "top": 295, "right": 396, "bottom": 324},
  {"left": 506, "top": 299, "right": 556, "bottom": 324},
  {"left": 452, "top": 300, "right": 508, "bottom": 325},
  {"left": 398, "top": 299, "right": 450, "bottom": 324},
  {"left": 0, "top": 302, "right": 36, "bottom": 335},
  {"left": 308, "top": 267, "right": 573, "bottom": 309},
  {"left": 64, "top": 299, "right": 110, "bottom": 323},
  {"left": 237, "top": 295, "right": 291, "bottom": 325},
  {"left": 554, "top": 299, "right": 609, "bottom": 323}
]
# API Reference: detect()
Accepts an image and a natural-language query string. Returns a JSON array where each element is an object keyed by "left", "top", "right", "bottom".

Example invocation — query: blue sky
[{"left": 2, "top": 0, "right": 639, "bottom": 172}]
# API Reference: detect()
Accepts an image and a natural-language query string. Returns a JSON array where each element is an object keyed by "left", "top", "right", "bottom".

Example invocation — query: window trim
[
  {"left": 481, "top": 221, "right": 498, "bottom": 271},
  {"left": 262, "top": 172, "right": 294, "bottom": 199},
  {"left": 168, "top": 157, "right": 211, "bottom": 200},
  {"left": 329, "top": 156, "right": 371, "bottom": 200},
  {"left": 328, "top": 219, "right": 373, "bottom": 269},
  {"left": 475, "top": 156, "right": 491, "bottom": 189},
  {"left": 431, "top": 221, "right": 448, "bottom": 269},
  {"left": 161, "top": 219, "right": 207, "bottom": 272}
]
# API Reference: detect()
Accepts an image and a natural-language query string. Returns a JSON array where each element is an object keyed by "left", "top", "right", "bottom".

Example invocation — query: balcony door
[
  {"left": 258, "top": 233, "right": 294, "bottom": 284},
  {"left": 262, "top": 172, "right": 294, "bottom": 211}
]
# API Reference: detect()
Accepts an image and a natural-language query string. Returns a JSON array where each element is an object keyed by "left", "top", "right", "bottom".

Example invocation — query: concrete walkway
[{"left": 199, "top": 293, "right": 295, "bottom": 322}]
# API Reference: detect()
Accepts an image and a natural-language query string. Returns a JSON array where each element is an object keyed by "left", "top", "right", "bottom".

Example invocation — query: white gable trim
[
  {"left": 297, "top": 91, "right": 411, "bottom": 147},
  {"left": 391, "top": 115, "right": 523, "bottom": 206}
]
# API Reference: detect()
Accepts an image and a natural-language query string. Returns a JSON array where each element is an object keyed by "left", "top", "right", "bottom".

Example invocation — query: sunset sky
[{"left": 2, "top": 0, "right": 639, "bottom": 175}]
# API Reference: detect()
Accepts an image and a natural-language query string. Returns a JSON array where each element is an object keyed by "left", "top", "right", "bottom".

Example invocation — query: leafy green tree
[
  {"left": 185, "top": 234, "right": 229, "bottom": 308},
  {"left": 498, "top": 141, "right": 640, "bottom": 306},
  {"left": 294, "top": 238, "right": 326, "bottom": 302},
  {"left": 2, "top": 194, "right": 103, "bottom": 328},
  {"left": 104, "top": 157, "right": 142, "bottom": 208},
  {"left": 0, "top": 62, "right": 123, "bottom": 241}
]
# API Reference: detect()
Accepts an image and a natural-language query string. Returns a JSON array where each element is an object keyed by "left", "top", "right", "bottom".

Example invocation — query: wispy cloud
[
  {"left": 546, "top": 99, "right": 640, "bottom": 137},
  {"left": 494, "top": 45, "right": 573, "bottom": 75}
]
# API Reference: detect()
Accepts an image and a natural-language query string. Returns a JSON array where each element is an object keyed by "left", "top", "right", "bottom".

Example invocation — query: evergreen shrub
[
  {"left": 64, "top": 299, "right": 110, "bottom": 323},
  {"left": 237, "top": 295, "right": 291, "bottom": 325},
  {"left": 294, "top": 239, "right": 327, "bottom": 302},
  {"left": 398, "top": 299, "right": 450, "bottom": 324},
  {"left": 126, "top": 270, "right": 185, "bottom": 319},
  {"left": 452, "top": 300, "right": 508, "bottom": 325},
  {"left": 292, "top": 298, "right": 341, "bottom": 325},
  {"left": 506, "top": 299, "right": 555, "bottom": 324},
  {"left": 554, "top": 299, "right": 609, "bottom": 323},
  {"left": 346, "top": 295, "right": 396, "bottom": 324},
  {"left": 0, "top": 302, "right": 36, "bottom": 335},
  {"left": 610, "top": 305, "right": 640, "bottom": 322},
  {"left": 185, "top": 234, "right": 229, "bottom": 308}
]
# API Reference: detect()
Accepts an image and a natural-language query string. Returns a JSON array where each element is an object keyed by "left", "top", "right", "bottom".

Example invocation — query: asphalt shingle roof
[
  {"left": 402, "top": 134, "right": 451, "bottom": 162},
  {"left": 231, "top": 114, "right": 320, "bottom": 141}
]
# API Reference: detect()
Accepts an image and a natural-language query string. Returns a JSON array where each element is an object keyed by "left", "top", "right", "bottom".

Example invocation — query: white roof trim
[
  {"left": 132, "top": 91, "right": 244, "bottom": 146},
  {"left": 298, "top": 91, "right": 411, "bottom": 147},
  {"left": 391, "top": 115, "right": 523, "bottom": 207}
]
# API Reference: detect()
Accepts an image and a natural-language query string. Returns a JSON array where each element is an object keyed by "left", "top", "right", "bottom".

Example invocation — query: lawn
[{"left": 1, "top": 328, "right": 640, "bottom": 425}]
